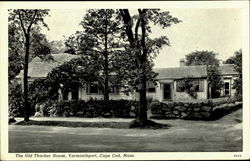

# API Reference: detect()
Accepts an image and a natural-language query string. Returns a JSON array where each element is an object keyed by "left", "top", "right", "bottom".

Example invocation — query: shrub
[
  {"left": 37, "top": 99, "right": 138, "bottom": 118},
  {"left": 9, "top": 82, "right": 24, "bottom": 117}
]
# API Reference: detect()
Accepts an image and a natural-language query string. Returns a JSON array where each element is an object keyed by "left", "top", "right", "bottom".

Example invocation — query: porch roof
[{"left": 218, "top": 64, "right": 239, "bottom": 75}]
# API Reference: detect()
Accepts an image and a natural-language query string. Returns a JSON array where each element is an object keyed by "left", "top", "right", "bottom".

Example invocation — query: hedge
[{"left": 34, "top": 99, "right": 138, "bottom": 118}]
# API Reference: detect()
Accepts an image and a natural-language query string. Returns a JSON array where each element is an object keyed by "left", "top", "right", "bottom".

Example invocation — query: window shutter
[
  {"left": 86, "top": 84, "right": 90, "bottom": 94},
  {"left": 176, "top": 80, "right": 181, "bottom": 92},
  {"left": 199, "top": 79, "right": 204, "bottom": 92}
]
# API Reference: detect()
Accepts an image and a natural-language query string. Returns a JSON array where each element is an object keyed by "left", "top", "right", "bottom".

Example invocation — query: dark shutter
[{"left": 199, "top": 79, "right": 204, "bottom": 92}]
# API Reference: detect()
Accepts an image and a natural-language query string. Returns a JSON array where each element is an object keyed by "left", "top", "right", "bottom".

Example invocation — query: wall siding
[{"left": 78, "top": 86, "right": 135, "bottom": 101}]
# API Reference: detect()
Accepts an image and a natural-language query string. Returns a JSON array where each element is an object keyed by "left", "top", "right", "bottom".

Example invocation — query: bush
[
  {"left": 9, "top": 82, "right": 24, "bottom": 117},
  {"left": 35, "top": 99, "right": 138, "bottom": 118}
]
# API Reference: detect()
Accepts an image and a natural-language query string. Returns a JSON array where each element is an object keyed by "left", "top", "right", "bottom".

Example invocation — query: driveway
[{"left": 9, "top": 109, "right": 242, "bottom": 152}]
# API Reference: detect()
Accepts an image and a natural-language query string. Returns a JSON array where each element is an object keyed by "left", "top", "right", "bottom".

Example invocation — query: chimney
[{"left": 180, "top": 58, "right": 185, "bottom": 67}]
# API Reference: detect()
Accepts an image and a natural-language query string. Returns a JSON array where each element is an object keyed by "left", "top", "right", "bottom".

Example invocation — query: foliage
[
  {"left": 119, "top": 9, "right": 181, "bottom": 125},
  {"left": 178, "top": 79, "right": 198, "bottom": 99},
  {"left": 8, "top": 22, "right": 24, "bottom": 80},
  {"left": 185, "top": 50, "right": 223, "bottom": 98},
  {"left": 225, "top": 49, "right": 242, "bottom": 101},
  {"left": 65, "top": 9, "right": 126, "bottom": 102},
  {"left": 28, "top": 78, "right": 52, "bottom": 109},
  {"left": 8, "top": 11, "right": 52, "bottom": 81},
  {"left": 118, "top": 9, "right": 181, "bottom": 90},
  {"left": 185, "top": 50, "right": 220, "bottom": 66},
  {"left": 9, "top": 9, "right": 51, "bottom": 121},
  {"left": 9, "top": 82, "right": 24, "bottom": 117},
  {"left": 50, "top": 40, "right": 67, "bottom": 54},
  {"left": 207, "top": 65, "right": 223, "bottom": 98},
  {"left": 46, "top": 57, "right": 99, "bottom": 99},
  {"left": 35, "top": 99, "right": 138, "bottom": 118}
]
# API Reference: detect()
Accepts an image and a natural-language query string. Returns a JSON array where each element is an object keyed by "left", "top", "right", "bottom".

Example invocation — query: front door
[
  {"left": 163, "top": 84, "right": 172, "bottom": 100},
  {"left": 224, "top": 82, "right": 230, "bottom": 95}
]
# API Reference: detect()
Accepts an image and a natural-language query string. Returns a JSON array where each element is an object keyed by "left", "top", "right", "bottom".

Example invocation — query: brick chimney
[{"left": 180, "top": 58, "right": 185, "bottom": 67}]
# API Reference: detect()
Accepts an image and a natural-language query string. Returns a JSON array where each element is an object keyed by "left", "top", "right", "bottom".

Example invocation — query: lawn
[{"left": 9, "top": 108, "right": 242, "bottom": 152}]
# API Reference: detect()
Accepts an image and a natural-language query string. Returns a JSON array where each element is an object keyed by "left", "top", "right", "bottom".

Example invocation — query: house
[
  {"left": 15, "top": 53, "right": 240, "bottom": 102},
  {"left": 15, "top": 53, "right": 135, "bottom": 101},
  {"left": 149, "top": 62, "right": 240, "bottom": 101}
]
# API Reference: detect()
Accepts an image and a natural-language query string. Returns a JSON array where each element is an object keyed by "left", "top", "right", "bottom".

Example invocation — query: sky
[{"left": 41, "top": 9, "right": 243, "bottom": 68}]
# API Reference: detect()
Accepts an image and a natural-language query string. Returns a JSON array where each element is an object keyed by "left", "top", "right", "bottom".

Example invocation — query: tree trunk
[
  {"left": 134, "top": 9, "right": 148, "bottom": 125},
  {"left": 103, "top": 11, "right": 109, "bottom": 109},
  {"left": 23, "top": 34, "right": 30, "bottom": 121},
  {"left": 136, "top": 80, "right": 147, "bottom": 125}
]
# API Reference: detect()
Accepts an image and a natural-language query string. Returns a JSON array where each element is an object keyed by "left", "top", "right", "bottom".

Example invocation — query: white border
[{"left": 0, "top": 1, "right": 249, "bottom": 160}]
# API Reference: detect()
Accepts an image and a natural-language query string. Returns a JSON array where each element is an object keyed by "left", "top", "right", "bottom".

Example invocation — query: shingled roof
[
  {"left": 16, "top": 53, "right": 239, "bottom": 80},
  {"left": 16, "top": 53, "right": 78, "bottom": 78},
  {"left": 154, "top": 64, "right": 239, "bottom": 80},
  {"left": 218, "top": 64, "right": 239, "bottom": 75},
  {"left": 154, "top": 65, "right": 208, "bottom": 80}
]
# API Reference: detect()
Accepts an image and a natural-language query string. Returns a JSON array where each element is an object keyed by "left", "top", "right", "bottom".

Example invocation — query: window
[
  {"left": 71, "top": 85, "right": 79, "bottom": 100},
  {"left": 176, "top": 80, "right": 185, "bottom": 92},
  {"left": 176, "top": 79, "right": 204, "bottom": 92},
  {"left": 89, "top": 84, "right": 99, "bottom": 94},
  {"left": 147, "top": 81, "right": 156, "bottom": 93},
  {"left": 224, "top": 82, "right": 230, "bottom": 95},
  {"left": 148, "top": 87, "right": 156, "bottom": 93},
  {"left": 109, "top": 86, "right": 119, "bottom": 93}
]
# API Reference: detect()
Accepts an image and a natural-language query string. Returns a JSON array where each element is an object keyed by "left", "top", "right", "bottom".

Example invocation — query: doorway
[{"left": 163, "top": 84, "right": 172, "bottom": 100}]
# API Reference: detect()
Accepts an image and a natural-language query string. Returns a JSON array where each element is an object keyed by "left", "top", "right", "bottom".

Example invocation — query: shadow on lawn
[
  {"left": 208, "top": 105, "right": 242, "bottom": 121},
  {"left": 15, "top": 120, "right": 171, "bottom": 129}
]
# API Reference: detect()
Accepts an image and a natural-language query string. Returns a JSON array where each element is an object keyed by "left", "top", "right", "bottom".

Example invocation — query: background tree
[
  {"left": 119, "top": 9, "right": 181, "bottom": 127},
  {"left": 50, "top": 40, "right": 67, "bottom": 54},
  {"left": 9, "top": 9, "right": 50, "bottom": 121},
  {"left": 225, "top": 49, "right": 242, "bottom": 100},
  {"left": 65, "top": 9, "right": 124, "bottom": 108},
  {"left": 8, "top": 22, "right": 24, "bottom": 80},
  {"left": 185, "top": 50, "right": 223, "bottom": 98}
]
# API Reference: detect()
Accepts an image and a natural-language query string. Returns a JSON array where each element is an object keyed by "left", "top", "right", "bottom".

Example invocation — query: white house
[{"left": 15, "top": 53, "right": 240, "bottom": 102}]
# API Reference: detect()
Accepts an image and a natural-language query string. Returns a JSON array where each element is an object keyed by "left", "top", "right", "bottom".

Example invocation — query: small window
[
  {"left": 90, "top": 85, "right": 98, "bottom": 94},
  {"left": 109, "top": 86, "right": 119, "bottom": 93},
  {"left": 148, "top": 87, "right": 156, "bottom": 93}
]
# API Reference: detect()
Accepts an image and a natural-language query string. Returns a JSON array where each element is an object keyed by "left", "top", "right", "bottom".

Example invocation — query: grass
[
  {"left": 9, "top": 108, "right": 242, "bottom": 152},
  {"left": 15, "top": 119, "right": 171, "bottom": 129}
]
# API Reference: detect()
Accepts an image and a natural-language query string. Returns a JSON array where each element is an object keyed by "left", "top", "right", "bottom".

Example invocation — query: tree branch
[
  {"left": 18, "top": 10, "right": 27, "bottom": 36},
  {"left": 27, "top": 10, "right": 38, "bottom": 34}
]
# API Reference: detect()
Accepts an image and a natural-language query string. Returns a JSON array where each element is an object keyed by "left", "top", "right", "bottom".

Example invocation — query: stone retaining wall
[{"left": 150, "top": 100, "right": 242, "bottom": 120}]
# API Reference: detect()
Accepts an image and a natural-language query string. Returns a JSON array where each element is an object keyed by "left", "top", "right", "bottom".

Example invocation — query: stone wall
[{"left": 150, "top": 100, "right": 242, "bottom": 120}]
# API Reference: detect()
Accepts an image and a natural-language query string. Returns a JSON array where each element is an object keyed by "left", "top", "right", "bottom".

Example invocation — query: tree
[
  {"left": 119, "top": 9, "right": 181, "bottom": 127},
  {"left": 9, "top": 9, "right": 50, "bottom": 121},
  {"left": 8, "top": 22, "right": 24, "bottom": 80},
  {"left": 65, "top": 9, "right": 124, "bottom": 108},
  {"left": 50, "top": 40, "right": 67, "bottom": 54},
  {"left": 185, "top": 50, "right": 220, "bottom": 66},
  {"left": 185, "top": 50, "right": 223, "bottom": 98},
  {"left": 225, "top": 49, "right": 242, "bottom": 100}
]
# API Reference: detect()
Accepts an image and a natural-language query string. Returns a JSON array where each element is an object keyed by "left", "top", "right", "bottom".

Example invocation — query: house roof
[
  {"left": 16, "top": 52, "right": 239, "bottom": 80},
  {"left": 154, "top": 65, "right": 208, "bottom": 80},
  {"left": 218, "top": 64, "right": 239, "bottom": 75},
  {"left": 154, "top": 64, "right": 239, "bottom": 80},
  {"left": 16, "top": 53, "right": 78, "bottom": 78}
]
